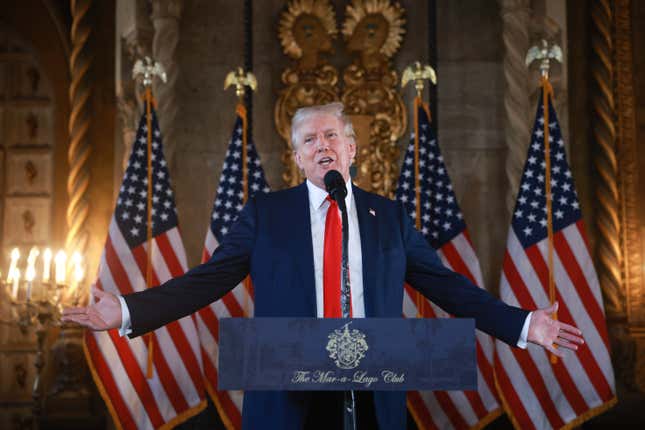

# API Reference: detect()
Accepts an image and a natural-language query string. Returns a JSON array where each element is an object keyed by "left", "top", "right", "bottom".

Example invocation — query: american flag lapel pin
[{"left": 369, "top": 208, "right": 376, "bottom": 217}]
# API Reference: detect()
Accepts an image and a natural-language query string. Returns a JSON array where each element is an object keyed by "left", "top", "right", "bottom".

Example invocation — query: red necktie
[{"left": 323, "top": 196, "right": 348, "bottom": 318}]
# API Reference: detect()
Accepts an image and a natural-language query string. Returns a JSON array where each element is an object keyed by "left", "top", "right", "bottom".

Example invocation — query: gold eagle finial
[
  {"left": 132, "top": 56, "right": 167, "bottom": 87},
  {"left": 401, "top": 61, "right": 437, "bottom": 98},
  {"left": 525, "top": 39, "right": 562, "bottom": 78},
  {"left": 224, "top": 67, "right": 258, "bottom": 100}
]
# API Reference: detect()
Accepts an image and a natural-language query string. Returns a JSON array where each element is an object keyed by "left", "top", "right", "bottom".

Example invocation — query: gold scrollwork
[
  {"left": 341, "top": 0, "right": 407, "bottom": 197},
  {"left": 275, "top": 0, "right": 340, "bottom": 186}
]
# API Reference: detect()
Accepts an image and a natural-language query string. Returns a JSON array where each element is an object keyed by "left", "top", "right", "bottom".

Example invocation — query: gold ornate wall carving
[
  {"left": 614, "top": 0, "right": 643, "bottom": 331},
  {"left": 275, "top": 0, "right": 340, "bottom": 186},
  {"left": 340, "top": 0, "right": 406, "bottom": 197},
  {"left": 275, "top": 0, "right": 407, "bottom": 197}
]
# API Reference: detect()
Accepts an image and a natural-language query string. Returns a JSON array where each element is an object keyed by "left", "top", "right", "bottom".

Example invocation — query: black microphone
[{"left": 324, "top": 170, "right": 347, "bottom": 202}]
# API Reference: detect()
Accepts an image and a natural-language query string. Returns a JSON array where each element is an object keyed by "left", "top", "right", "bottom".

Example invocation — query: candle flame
[{"left": 55, "top": 250, "right": 67, "bottom": 284}]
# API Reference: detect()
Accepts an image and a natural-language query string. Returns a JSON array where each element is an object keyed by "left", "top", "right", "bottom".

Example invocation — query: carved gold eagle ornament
[
  {"left": 224, "top": 68, "right": 258, "bottom": 99},
  {"left": 525, "top": 39, "right": 563, "bottom": 77},
  {"left": 132, "top": 56, "right": 167, "bottom": 87},
  {"left": 401, "top": 61, "right": 437, "bottom": 97}
]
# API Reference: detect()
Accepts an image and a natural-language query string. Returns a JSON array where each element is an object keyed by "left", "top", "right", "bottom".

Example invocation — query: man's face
[{"left": 294, "top": 113, "right": 356, "bottom": 189}]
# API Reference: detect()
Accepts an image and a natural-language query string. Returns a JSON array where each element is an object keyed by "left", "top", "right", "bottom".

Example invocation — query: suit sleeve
[
  {"left": 123, "top": 197, "right": 257, "bottom": 338},
  {"left": 400, "top": 204, "right": 529, "bottom": 346}
]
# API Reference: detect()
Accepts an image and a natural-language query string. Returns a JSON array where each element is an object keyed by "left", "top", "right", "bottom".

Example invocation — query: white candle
[
  {"left": 42, "top": 248, "right": 52, "bottom": 282},
  {"left": 11, "top": 269, "right": 20, "bottom": 299},
  {"left": 25, "top": 265, "right": 35, "bottom": 301},
  {"left": 7, "top": 248, "right": 20, "bottom": 283},
  {"left": 54, "top": 250, "right": 67, "bottom": 285},
  {"left": 69, "top": 252, "right": 84, "bottom": 299}
]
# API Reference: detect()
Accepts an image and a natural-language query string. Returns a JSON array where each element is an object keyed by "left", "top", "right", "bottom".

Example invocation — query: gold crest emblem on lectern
[{"left": 326, "top": 323, "right": 369, "bottom": 369}]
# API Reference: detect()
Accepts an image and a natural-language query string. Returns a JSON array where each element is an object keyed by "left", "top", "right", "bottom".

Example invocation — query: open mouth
[{"left": 318, "top": 157, "right": 335, "bottom": 167}]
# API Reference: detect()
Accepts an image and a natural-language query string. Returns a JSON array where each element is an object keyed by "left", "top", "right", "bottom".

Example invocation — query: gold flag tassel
[
  {"left": 541, "top": 76, "right": 559, "bottom": 364},
  {"left": 525, "top": 41, "right": 563, "bottom": 364},
  {"left": 145, "top": 87, "right": 156, "bottom": 379},
  {"left": 132, "top": 56, "right": 168, "bottom": 379},
  {"left": 225, "top": 67, "right": 257, "bottom": 317},
  {"left": 401, "top": 62, "right": 437, "bottom": 318},
  {"left": 238, "top": 102, "right": 253, "bottom": 316}
]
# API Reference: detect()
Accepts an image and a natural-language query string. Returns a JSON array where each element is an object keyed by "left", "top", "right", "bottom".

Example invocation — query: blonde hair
[{"left": 290, "top": 102, "right": 356, "bottom": 149}]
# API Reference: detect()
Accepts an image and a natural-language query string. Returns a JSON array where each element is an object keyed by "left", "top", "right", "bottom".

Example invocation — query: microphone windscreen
[{"left": 324, "top": 170, "right": 347, "bottom": 200}]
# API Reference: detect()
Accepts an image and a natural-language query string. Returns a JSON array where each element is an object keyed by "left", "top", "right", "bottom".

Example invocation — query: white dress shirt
[
  {"left": 119, "top": 180, "right": 531, "bottom": 346},
  {"left": 306, "top": 179, "right": 365, "bottom": 318}
]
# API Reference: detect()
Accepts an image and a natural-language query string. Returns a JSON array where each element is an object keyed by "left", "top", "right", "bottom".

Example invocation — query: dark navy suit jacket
[{"left": 124, "top": 183, "right": 529, "bottom": 429}]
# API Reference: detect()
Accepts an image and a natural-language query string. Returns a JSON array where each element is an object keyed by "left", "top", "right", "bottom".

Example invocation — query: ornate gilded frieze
[
  {"left": 275, "top": 0, "right": 407, "bottom": 196},
  {"left": 340, "top": 0, "right": 406, "bottom": 197},
  {"left": 275, "top": 0, "right": 340, "bottom": 186}
]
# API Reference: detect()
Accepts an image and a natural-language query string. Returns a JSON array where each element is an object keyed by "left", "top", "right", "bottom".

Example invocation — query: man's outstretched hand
[
  {"left": 528, "top": 302, "right": 584, "bottom": 357},
  {"left": 62, "top": 287, "right": 122, "bottom": 331}
]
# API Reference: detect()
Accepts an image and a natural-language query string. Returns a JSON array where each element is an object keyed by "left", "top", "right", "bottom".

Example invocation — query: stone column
[
  {"left": 151, "top": 0, "right": 183, "bottom": 168},
  {"left": 499, "top": 0, "right": 532, "bottom": 215}
]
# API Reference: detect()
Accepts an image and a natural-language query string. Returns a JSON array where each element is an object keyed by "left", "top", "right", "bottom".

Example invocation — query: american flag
[
  {"left": 494, "top": 86, "right": 616, "bottom": 429},
  {"left": 396, "top": 100, "right": 501, "bottom": 429},
  {"left": 196, "top": 104, "right": 269, "bottom": 430},
  {"left": 84, "top": 100, "right": 206, "bottom": 429}
]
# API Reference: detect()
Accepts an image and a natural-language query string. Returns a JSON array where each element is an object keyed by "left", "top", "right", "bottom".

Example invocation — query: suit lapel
[
  {"left": 352, "top": 185, "right": 379, "bottom": 317},
  {"left": 290, "top": 182, "right": 317, "bottom": 316}
]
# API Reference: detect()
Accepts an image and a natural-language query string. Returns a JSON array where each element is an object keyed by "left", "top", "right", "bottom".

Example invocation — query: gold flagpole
[
  {"left": 133, "top": 57, "right": 167, "bottom": 378},
  {"left": 526, "top": 41, "right": 562, "bottom": 364},
  {"left": 402, "top": 62, "right": 437, "bottom": 318},
  {"left": 224, "top": 67, "right": 257, "bottom": 316}
]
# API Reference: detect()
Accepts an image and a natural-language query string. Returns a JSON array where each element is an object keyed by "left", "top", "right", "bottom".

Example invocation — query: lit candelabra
[{"left": 1, "top": 246, "right": 87, "bottom": 429}]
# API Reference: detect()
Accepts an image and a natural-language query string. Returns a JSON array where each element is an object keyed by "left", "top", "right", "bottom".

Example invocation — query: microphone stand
[{"left": 335, "top": 196, "right": 357, "bottom": 430}]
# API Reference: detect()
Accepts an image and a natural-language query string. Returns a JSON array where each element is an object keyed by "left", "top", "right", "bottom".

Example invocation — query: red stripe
[
  {"left": 149, "top": 333, "right": 190, "bottom": 413},
  {"left": 440, "top": 241, "right": 477, "bottom": 285},
  {"left": 156, "top": 232, "right": 185, "bottom": 277},
  {"left": 553, "top": 230, "right": 610, "bottom": 346},
  {"left": 523, "top": 246, "right": 615, "bottom": 402},
  {"left": 132, "top": 245, "right": 161, "bottom": 286},
  {"left": 105, "top": 237, "right": 135, "bottom": 294},
  {"left": 407, "top": 285, "right": 495, "bottom": 419},
  {"left": 434, "top": 391, "right": 469, "bottom": 429},
  {"left": 407, "top": 391, "right": 439, "bottom": 430},
  {"left": 86, "top": 332, "right": 137, "bottom": 430},
  {"left": 107, "top": 330, "right": 165, "bottom": 427},
  {"left": 502, "top": 253, "right": 566, "bottom": 428},
  {"left": 164, "top": 320, "right": 206, "bottom": 395},
  {"left": 199, "top": 306, "right": 220, "bottom": 342},
  {"left": 474, "top": 341, "right": 497, "bottom": 407},
  {"left": 222, "top": 288, "right": 246, "bottom": 317},
  {"left": 494, "top": 354, "right": 536, "bottom": 430},
  {"left": 130, "top": 243, "right": 204, "bottom": 405}
]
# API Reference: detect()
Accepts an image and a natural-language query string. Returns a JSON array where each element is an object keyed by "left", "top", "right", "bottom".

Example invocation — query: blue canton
[
  {"left": 395, "top": 105, "right": 466, "bottom": 249},
  {"left": 115, "top": 105, "right": 178, "bottom": 249},
  {"left": 512, "top": 90, "right": 581, "bottom": 248},
  {"left": 209, "top": 113, "right": 270, "bottom": 243}
]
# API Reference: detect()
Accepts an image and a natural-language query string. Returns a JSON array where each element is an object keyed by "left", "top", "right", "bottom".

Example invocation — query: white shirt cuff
[
  {"left": 516, "top": 311, "right": 532, "bottom": 349},
  {"left": 118, "top": 295, "right": 132, "bottom": 337}
]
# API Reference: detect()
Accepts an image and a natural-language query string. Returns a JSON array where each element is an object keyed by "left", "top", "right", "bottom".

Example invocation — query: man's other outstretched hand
[
  {"left": 62, "top": 286, "right": 122, "bottom": 331},
  {"left": 527, "top": 302, "right": 584, "bottom": 357}
]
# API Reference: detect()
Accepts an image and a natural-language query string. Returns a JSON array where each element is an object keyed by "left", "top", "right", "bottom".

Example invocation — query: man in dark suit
[{"left": 63, "top": 103, "right": 583, "bottom": 429}]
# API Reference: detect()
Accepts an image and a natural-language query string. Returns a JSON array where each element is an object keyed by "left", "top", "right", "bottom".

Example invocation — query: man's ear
[{"left": 294, "top": 150, "right": 303, "bottom": 170}]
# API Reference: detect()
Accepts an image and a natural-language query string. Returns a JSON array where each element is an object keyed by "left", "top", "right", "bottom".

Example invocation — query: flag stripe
[
  {"left": 552, "top": 230, "right": 609, "bottom": 345},
  {"left": 86, "top": 105, "right": 205, "bottom": 430},
  {"left": 494, "top": 355, "right": 537, "bottom": 430},
  {"left": 407, "top": 391, "right": 439, "bottom": 430},
  {"left": 108, "top": 330, "right": 166, "bottom": 427},
  {"left": 523, "top": 244, "right": 614, "bottom": 401}
]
